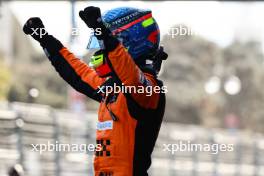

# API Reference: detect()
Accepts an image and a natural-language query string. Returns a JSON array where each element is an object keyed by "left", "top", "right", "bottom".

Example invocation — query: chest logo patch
[{"left": 97, "top": 120, "right": 113, "bottom": 131}]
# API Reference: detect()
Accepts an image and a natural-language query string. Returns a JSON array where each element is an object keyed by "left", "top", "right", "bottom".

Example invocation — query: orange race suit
[{"left": 40, "top": 35, "right": 166, "bottom": 176}]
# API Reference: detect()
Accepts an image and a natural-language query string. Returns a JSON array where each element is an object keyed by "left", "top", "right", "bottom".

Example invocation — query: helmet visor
[{"left": 87, "top": 35, "right": 100, "bottom": 50}]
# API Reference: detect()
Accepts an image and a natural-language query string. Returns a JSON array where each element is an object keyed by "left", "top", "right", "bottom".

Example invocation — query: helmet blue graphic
[{"left": 87, "top": 7, "right": 160, "bottom": 64}]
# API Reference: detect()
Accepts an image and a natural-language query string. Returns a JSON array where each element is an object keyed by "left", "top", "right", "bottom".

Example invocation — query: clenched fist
[
  {"left": 23, "top": 17, "right": 47, "bottom": 42},
  {"left": 79, "top": 6, "right": 102, "bottom": 29}
]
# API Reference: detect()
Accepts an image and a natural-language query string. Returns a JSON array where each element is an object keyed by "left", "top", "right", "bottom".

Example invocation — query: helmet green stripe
[{"left": 142, "top": 17, "right": 154, "bottom": 28}]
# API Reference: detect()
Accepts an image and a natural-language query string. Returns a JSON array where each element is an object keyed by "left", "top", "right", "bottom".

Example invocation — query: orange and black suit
[{"left": 40, "top": 35, "right": 165, "bottom": 176}]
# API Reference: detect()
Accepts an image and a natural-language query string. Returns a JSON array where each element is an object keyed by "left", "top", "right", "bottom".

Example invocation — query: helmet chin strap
[
  {"left": 135, "top": 46, "right": 168, "bottom": 76},
  {"left": 152, "top": 46, "right": 168, "bottom": 74}
]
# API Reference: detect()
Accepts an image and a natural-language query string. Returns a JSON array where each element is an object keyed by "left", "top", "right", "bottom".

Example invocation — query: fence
[
  {"left": 152, "top": 124, "right": 264, "bottom": 176},
  {"left": 0, "top": 101, "right": 264, "bottom": 176}
]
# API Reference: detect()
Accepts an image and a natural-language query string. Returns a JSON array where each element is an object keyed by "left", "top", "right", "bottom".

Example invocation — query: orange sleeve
[
  {"left": 107, "top": 44, "right": 159, "bottom": 109},
  {"left": 59, "top": 47, "right": 104, "bottom": 90},
  {"left": 40, "top": 34, "right": 104, "bottom": 101},
  {"left": 46, "top": 46, "right": 105, "bottom": 102}
]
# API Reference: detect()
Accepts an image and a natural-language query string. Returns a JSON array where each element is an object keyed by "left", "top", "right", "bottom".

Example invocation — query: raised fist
[
  {"left": 79, "top": 6, "right": 102, "bottom": 29},
  {"left": 23, "top": 17, "right": 47, "bottom": 42}
]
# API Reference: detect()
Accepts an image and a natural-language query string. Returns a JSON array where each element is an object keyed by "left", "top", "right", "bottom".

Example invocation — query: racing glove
[
  {"left": 79, "top": 6, "right": 119, "bottom": 51},
  {"left": 23, "top": 17, "right": 48, "bottom": 42},
  {"left": 23, "top": 17, "right": 63, "bottom": 55}
]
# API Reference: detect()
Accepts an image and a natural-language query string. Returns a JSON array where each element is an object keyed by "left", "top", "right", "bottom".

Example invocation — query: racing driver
[{"left": 23, "top": 6, "right": 167, "bottom": 176}]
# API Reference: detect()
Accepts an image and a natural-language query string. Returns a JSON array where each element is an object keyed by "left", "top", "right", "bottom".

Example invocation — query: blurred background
[{"left": 1, "top": 0, "right": 264, "bottom": 176}]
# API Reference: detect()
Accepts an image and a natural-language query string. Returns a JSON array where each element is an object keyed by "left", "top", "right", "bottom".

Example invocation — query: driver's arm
[{"left": 23, "top": 17, "right": 104, "bottom": 102}]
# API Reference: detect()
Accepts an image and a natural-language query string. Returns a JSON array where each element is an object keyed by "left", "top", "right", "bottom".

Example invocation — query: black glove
[
  {"left": 23, "top": 17, "right": 63, "bottom": 56},
  {"left": 79, "top": 6, "right": 103, "bottom": 29},
  {"left": 79, "top": 6, "right": 111, "bottom": 41},
  {"left": 79, "top": 6, "right": 119, "bottom": 51},
  {"left": 23, "top": 17, "right": 48, "bottom": 42}
]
